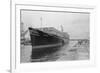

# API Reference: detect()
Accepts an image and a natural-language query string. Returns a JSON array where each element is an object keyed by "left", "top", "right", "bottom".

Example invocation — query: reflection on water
[{"left": 20, "top": 40, "right": 89, "bottom": 63}]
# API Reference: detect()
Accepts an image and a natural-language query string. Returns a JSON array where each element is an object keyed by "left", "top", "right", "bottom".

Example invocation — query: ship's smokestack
[{"left": 60, "top": 25, "right": 63, "bottom": 32}]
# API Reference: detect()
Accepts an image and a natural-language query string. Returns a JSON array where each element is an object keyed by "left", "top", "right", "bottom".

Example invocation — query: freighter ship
[{"left": 29, "top": 27, "right": 65, "bottom": 60}]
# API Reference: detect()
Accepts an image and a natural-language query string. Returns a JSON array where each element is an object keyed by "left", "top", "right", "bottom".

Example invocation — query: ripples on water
[{"left": 20, "top": 40, "right": 89, "bottom": 63}]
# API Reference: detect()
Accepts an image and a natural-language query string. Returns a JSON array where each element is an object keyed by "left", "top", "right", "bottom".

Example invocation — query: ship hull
[{"left": 29, "top": 27, "right": 64, "bottom": 59}]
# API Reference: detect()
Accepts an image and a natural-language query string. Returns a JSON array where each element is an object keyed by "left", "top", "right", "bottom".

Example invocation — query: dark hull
[{"left": 29, "top": 27, "right": 64, "bottom": 59}]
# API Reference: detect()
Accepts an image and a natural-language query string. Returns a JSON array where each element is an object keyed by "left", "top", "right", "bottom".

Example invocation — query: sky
[{"left": 21, "top": 10, "right": 90, "bottom": 39}]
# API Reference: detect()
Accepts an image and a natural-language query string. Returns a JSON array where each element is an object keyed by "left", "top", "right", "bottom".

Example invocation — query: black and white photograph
[{"left": 20, "top": 9, "right": 90, "bottom": 63}]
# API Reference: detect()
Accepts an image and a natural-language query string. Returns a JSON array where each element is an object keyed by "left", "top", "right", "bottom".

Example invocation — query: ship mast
[{"left": 40, "top": 16, "right": 42, "bottom": 28}]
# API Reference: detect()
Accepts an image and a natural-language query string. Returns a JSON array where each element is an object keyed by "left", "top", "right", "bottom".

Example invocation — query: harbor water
[{"left": 20, "top": 40, "right": 89, "bottom": 63}]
